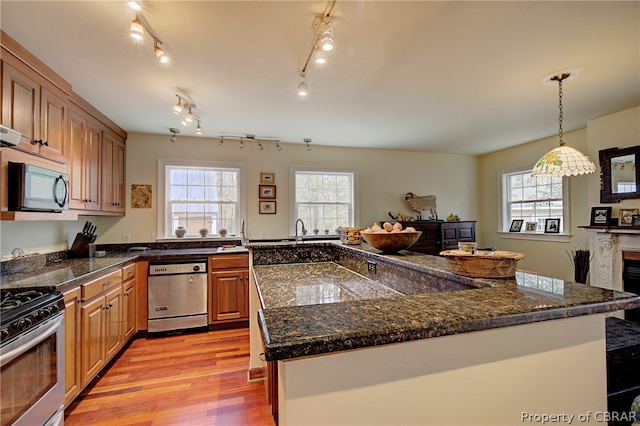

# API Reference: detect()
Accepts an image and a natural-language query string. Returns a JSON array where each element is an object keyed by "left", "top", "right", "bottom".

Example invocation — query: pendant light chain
[{"left": 558, "top": 77, "right": 564, "bottom": 145}]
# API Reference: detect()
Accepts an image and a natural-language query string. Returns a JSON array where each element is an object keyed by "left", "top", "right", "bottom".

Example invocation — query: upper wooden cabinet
[
  {"left": 68, "top": 107, "right": 101, "bottom": 211},
  {"left": 101, "top": 130, "right": 126, "bottom": 213},
  {"left": 1, "top": 58, "right": 67, "bottom": 163}
]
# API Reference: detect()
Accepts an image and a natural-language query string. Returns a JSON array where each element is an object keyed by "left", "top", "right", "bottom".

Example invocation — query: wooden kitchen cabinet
[
  {"left": 80, "top": 292, "right": 107, "bottom": 387},
  {"left": 122, "top": 263, "right": 137, "bottom": 341},
  {"left": 68, "top": 106, "right": 101, "bottom": 211},
  {"left": 209, "top": 254, "right": 249, "bottom": 325},
  {"left": 63, "top": 286, "right": 82, "bottom": 408},
  {"left": 104, "top": 285, "right": 123, "bottom": 360},
  {"left": 101, "top": 130, "right": 125, "bottom": 213},
  {"left": 1, "top": 55, "right": 68, "bottom": 164}
]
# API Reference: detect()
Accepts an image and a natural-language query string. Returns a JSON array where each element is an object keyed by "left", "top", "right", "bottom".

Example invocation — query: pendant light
[{"left": 532, "top": 72, "right": 596, "bottom": 177}]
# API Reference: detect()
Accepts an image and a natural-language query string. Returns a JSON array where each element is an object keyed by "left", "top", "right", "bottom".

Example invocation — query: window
[
  {"left": 290, "top": 166, "right": 358, "bottom": 234},
  {"left": 501, "top": 167, "right": 567, "bottom": 234},
  {"left": 158, "top": 159, "right": 245, "bottom": 238}
]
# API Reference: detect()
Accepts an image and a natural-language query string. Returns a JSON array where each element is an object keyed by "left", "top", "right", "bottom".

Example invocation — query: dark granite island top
[{"left": 251, "top": 241, "right": 640, "bottom": 362}]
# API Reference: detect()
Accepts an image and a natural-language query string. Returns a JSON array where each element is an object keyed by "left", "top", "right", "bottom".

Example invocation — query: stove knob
[
  {"left": 37, "top": 309, "right": 51, "bottom": 319},
  {"left": 193, "top": 265, "right": 200, "bottom": 272},
  {"left": 47, "top": 305, "right": 59, "bottom": 315},
  {"left": 16, "top": 317, "right": 32, "bottom": 331},
  {"left": 0, "top": 328, "right": 8, "bottom": 342}
]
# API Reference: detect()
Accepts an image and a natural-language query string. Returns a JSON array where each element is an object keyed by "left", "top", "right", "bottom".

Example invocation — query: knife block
[{"left": 68, "top": 233, "right": 91, "bottom": 258}]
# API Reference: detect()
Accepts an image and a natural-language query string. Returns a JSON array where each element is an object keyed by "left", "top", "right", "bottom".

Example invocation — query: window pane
[{"left": 294, "top": 170, "right": 355, "bottom": 231}]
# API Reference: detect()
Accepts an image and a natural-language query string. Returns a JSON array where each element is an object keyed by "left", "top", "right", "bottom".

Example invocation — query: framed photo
[
  {"left": 509, "top": 219, "right": 523, "bottom": 232},
  {"left": 633, "top": 215, "right": 640, "bottom": 226},
  {"left": 259, "top": 185, "right": 276, "bottom": 199},
  {"left": 259, "top": 201, "right": 276, "bottom": 214},
  {"left": 260, "top": 172, "right": 275, "bottom": 184},
  {"left": 620, "top": 208, "right": 639, "bottom": 226},
  {"left": 544, "top": 218, "right": 560, "bottom": 234},
  {"left": 590, "top": 207, "right": 612, "bottom": 226},
  {"left": 525, "top": 221, "right": 537, "bottom": 233}
]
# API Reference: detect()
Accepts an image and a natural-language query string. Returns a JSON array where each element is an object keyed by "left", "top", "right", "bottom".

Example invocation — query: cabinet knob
[
  {"left": 124, "top": 292, "right": 129, "bottom": 296},
  {"left": 43, "top": 141, "right": 49, "bottom": 146}
]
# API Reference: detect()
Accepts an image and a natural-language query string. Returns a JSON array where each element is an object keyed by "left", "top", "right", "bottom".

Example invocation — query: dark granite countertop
[
  {"left": 0, "top": 246, "right": 248, "bottom": 290},
  {"left": 253, "top": 241, "right": 640, "bottom": 361}
]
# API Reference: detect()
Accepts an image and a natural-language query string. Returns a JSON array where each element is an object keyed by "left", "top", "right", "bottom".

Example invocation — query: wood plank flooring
[{"left": 64, "top": 328, "right": 275, "bottom": 426}]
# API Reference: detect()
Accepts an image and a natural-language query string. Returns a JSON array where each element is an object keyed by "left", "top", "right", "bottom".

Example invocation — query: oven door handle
[{"left": 0, "top": 314, "right": 63, "bottom": 366}]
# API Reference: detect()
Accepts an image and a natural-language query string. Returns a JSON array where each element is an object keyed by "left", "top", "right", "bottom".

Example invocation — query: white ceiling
[{"left": 1, "top": 1, "right": 638, "bottom": 155}]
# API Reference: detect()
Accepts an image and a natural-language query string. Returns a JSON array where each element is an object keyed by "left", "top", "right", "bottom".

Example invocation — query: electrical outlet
[
  {"left": 367, "top": 261, "right": 377, "bottom": 274},
  {"left": 122, "top": 233, "right": 131, "bottom": 242}
]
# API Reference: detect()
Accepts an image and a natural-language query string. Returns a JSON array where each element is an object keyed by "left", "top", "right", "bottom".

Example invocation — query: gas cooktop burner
[
  {"left": 1, "top": 289, "right": 47, "bottom": 312},
  {"left": 1, "top": 287, "right": 64, "bottom": 344}
]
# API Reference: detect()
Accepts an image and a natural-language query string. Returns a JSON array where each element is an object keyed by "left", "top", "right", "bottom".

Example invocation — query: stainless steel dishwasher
[{"left": 148, "top": 259, "right": 208, "bottom": 333}]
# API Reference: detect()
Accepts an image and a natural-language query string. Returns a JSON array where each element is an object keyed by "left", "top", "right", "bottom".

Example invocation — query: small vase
[
  {"left": 313, "top": 229, "right": 319, "bottom": 235},
  {"left": 218, "top": 228, "right": 227, "bottom": 237},
  {"left": 199, "top": 228, "right": 209, "bottom": 237},
  {"left": 175, "top": 227, "right": 186, "bottom": 238}
]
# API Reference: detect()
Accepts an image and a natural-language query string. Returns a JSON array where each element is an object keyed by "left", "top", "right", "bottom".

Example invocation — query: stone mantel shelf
[{"left": 579, "top": 226, "right": 640, "bottom": 234}]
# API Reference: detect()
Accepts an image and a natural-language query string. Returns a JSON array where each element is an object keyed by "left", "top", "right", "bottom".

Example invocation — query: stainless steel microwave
[{"left": 8, "top": 162, "right": 69, "bottom": 212}]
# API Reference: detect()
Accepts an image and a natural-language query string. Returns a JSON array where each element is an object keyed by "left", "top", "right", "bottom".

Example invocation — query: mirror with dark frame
[{"left": 600, "top": 145, "right": 640, "bottom": 203}]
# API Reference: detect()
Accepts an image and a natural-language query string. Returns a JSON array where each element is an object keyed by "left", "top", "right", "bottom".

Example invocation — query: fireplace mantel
[{"left": 581, "top": 226, "right": 640, "bottom": 291}]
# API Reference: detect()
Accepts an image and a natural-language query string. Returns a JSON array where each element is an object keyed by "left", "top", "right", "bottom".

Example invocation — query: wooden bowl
[{"left": 360, "top": 231, "right": 422, "bottom": 253}]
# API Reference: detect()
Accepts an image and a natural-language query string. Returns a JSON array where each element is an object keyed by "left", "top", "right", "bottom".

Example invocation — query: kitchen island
[{"left": 249, "top": 241, "right": 640, "bottom": 425}]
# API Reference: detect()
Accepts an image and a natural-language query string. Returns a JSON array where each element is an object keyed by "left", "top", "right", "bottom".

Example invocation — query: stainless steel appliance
[
  {"left": 0, "top": 288, "right": 65, "bottom": 426},
  {"left": 8, "top": 162, "right": 69, "bottom": 212},
  {"left": 148, "top": 259, "right": 208, "bottom": 333}
]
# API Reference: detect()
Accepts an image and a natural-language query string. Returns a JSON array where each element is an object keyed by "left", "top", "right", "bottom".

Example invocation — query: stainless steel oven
[{"left": 1, "top": 288, "right": 65, "bottom": 426}]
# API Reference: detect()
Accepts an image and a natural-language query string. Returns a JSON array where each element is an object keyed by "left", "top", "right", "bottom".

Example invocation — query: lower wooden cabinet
[
  {"left": 389, "top": 220, "right": 476, "bottom": 255},
  {"left": 64, "top": 262, "right": 137, "bottom": 405},
  {"left": 62, "top": 286, "right": 82, "bottom": 407},
  {"left": 209, "top": 254, "right": 249, "bottom": 324}
]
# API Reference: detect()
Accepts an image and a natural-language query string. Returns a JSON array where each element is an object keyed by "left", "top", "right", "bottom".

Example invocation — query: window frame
[
  {"left": 498, "top": 166, "right": 571, "bottom": 242},
  {"left": 289, "top": 165, "right": 359, "bottom": 236},
  {"left": 157, "top": 158, "right": 246, "bottom": 239}
]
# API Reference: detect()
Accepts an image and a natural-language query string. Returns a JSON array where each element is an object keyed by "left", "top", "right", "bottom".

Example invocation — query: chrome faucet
[
  {"left": 240, "top": 219, "right": 246, "bottom": 245},
  {"left": 295, "top": 219, "right": 307, "bottom": 243}
]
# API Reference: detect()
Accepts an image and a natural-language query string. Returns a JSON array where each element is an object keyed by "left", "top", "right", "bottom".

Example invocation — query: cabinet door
[
  {"left": 85, "top": 120, "right": 102, "bottom": 211},
  {"left": 67, "top": 108, "right": 86, "bottom": 210},
  {"left": 63, "top": 287, "right": 81, "bottom": 407},
  {"left": 105, "top": 285, "right": 123, "bottom": 360},
  {"left": 1, "top": 61, "right": 40, "bottom": 151},
  {"left": 81, "top": 295, "right": 106, "bottom": 387},
  {"left": 101, "top": 131, "right": 125, "bottom": 213},
  {"left": 210, "top": 270, "right": 248, "bottom": 322},
  {"left": 123, "top": 278, "right": 136, "bottom": 341},
  {"left": 40, "top": 86, "right": 67, "bottom": 163}
]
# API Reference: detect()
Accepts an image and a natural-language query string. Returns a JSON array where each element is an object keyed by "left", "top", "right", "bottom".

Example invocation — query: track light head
[
  {"left": 320, "top": 23, "right": 334, "bottom": 51},
  {"left": 297, "top": 73, "right": 308, "bottom": 97},
  {"left": 314, "top": 48, "right": 327, "bottom": 65},
  {"left": 240, "top": 138, "right": 245, "bottom": 149},
  {"left": 169, "top": 127, "right": 180, "bottom": 143},
  {"left": 130, "top": 17, "right": 144, "bottom": 40},
  {"left": 173, "top": 96, "right": 183, "bottom": 115},
  {"left": 276, "top": 141, "right": 282, "bottom": 151},
  {"left": 196, "top": 121, "right": 202, "bottom": 135},
  {"left": 304, "top": 138, "right": 312, "bottom": 151},
  {"left": 218, "top": 137, "right": 224, "bottom": 148},
  {"left": 258, "top": 141, "right": 264, "bottom": 151},
  {"left": 154, "top": 39, "right": 169, "bottom": 63},
  {"left": 185, "top": 106, "right": 193, "bottom": 123},
  {"left": 128, "top": 2, "right": 142, "bottom": 11}
]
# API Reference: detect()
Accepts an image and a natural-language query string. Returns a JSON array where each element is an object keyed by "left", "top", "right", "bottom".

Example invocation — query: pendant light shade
[{"left": 531, "top": 72, "right": 596, "bottom": 177}]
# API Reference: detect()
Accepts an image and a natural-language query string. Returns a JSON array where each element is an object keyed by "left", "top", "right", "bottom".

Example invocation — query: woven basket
[
  {"left": 439, "top": 249, "right": 524, "bottom": 278},
  {"left": 338, "top": 227, "right": 365, "bottom": 245}
]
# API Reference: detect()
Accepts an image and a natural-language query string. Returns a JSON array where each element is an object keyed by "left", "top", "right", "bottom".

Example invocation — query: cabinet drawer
[
  {"left": 81, "top": 270, "right": 122, "bottom": 300},
  {"left": 210, "top": 255, "right": 248, "bottom": 270},
  {"left": 122, "top": 263, "right": 136, "bottom": 281}
]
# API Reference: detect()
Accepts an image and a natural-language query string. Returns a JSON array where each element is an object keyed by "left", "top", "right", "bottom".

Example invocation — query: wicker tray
[
  {"left": 338, "top": 227, "right": 366, "bottom": 245},
  {"left": 439, "top": 249, "right": 524, "bottom": 278}
]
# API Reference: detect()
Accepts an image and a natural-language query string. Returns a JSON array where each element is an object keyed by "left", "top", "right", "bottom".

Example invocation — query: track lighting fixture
[
  {"left": 298, "top": 73, "right": 308, "bottom": 97},
  {"left": 172, "top": 94, "right": 203, "bottom": 135},
  {"left": 297, "top": 1, "right": 336, "bottom": 97},
  {"left": 169, "top": 128, "right": 180, "bottom": 143},
  {"left": 213, "top": 134, "right": 285, "bottom": 151},
  {"left": 129, "top": 12, "right": 169, "bottom": 64},
  {"left": 304, "top": 138, "right": 312, "bottom": 151}
]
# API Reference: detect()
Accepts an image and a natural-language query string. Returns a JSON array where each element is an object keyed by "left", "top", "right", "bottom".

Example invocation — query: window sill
[{"left": 497, "top": 231, "right": 571, "bottom": 243}]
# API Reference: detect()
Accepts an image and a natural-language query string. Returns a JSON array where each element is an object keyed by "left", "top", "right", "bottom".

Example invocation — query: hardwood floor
[{"left": 64, "top": 328, "right": 275, "bottom": 426}]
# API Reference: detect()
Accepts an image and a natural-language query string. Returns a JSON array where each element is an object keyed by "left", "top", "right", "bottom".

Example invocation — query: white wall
[{"left": 1, "top": 133, "right": 478, "bottom": 257}]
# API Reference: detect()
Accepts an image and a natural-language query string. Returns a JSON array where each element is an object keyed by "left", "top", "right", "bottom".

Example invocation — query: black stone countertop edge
[
  {"left": 251, "top": 241, "right": 640, "bottom": 361},
  {"left": 0, "top": 247, "right": 248, "bottom": 290}
]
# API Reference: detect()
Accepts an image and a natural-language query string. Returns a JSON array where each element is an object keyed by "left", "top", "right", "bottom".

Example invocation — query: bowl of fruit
[{"left": 360, "top": 222, "right": 422, "bottom": 253}]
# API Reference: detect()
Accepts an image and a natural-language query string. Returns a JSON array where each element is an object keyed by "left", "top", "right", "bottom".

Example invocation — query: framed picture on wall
[
  {"left": 259, "top": 201, "right": 276, "bottom": 214},
  {"left": 590, "top": 207, "right": 612, "bottom": 226},
  {"left": 544, "top": 218, "right": 560, "bottom": 234},
  {"left": 259, "top": 185, "right": 276, "bottom": 199},
  {"left": 260, "top": 172, "right": 275, "bottom": 184},
  {"left": 509, "top": 219, "right": 523, "bottom": 232},
  {"left": 632, "top": 215, "right": 640, "bottom": 226}
]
